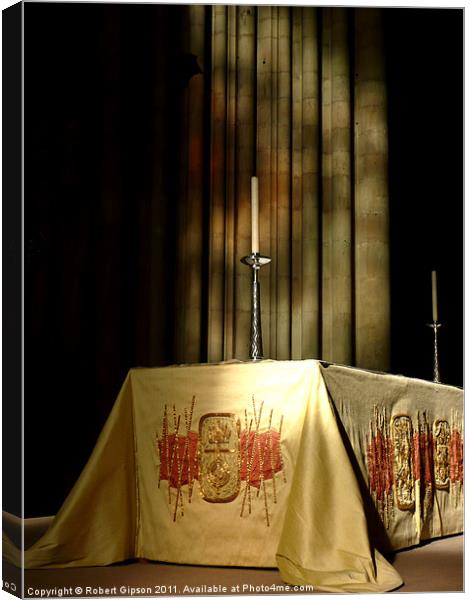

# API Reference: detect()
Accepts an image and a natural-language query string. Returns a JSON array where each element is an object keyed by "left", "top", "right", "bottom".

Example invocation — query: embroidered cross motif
[
  {"left": 199, "top": 413, "right": 241, "bottom": 503},
  {"left": 155, "top": 395, "right": 285, "bottom": 525}
]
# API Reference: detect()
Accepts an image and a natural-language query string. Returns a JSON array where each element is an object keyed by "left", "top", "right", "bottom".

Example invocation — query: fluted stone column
[
  {"left": 275, "top": 7, "right": 292, "bottom": 360},
  {"left": 354, "top": 8, "right": 390, "bottom": 371},
  {"left": 301, "top": 8, "right": 321, "bottom": 360},
  {"left": 321, "top": 8, "right": 353, "bottom": 365}
]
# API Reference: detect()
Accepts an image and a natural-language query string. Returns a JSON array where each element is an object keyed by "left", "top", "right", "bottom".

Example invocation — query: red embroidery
[
  {"left": 158, "top": 432, "right": 199, "bottom": 487},
  {"left": 158, "top": 429, "right": 283, "bottom": 489},
  {"left": 367, "top": 407, "right": 394, "bottom": 527},
  {"left": 415, "top": 413, "right": 434, "bottom": 523},
  {"left": 156, "top": 396, "right": 284, "bottom": 528},
  {"left": 450, "top": 429, "right": 463, "bottom": 484},
  {"left": 367, "top": 430, "right": 394, "bottom": 502},
  {"left": 239, "top": 430, "right": 282, "bottom": 487},
  {"left": 413, "top": 418, "right": 433, "bottom": 487}
]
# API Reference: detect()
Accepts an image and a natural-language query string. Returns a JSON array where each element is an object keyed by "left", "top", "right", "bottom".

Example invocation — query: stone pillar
[
  {"left": 354, "top": 8, "right": 390, "bottom": 370},
  {"left": 301, "top": 7, "right": 321, "bottom": 360},
  {"left": 321, "top": 8, "right": 353, "bottom": 365},
  {"left": 275, "top": 6, "right": 292, "bottom": 360}
]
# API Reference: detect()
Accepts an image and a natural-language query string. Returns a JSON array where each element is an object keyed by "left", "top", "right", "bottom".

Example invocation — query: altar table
[{"left": 4, "top": 360, "right": 463, "bottom": 593}]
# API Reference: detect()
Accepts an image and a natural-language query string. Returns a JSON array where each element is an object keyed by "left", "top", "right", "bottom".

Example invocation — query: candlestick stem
[
  {"left": 241, "top": 253, "right": 271, "bottom": 360},
  {"left": 251, "top": 270, "right": 262, "bottom": 359},
  {"left": 427, "top": 321, "right": 441, "bottom": 383}
]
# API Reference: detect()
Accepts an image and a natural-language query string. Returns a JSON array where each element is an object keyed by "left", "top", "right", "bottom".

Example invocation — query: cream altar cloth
[
  {"left": 319, "top": 362, "right": 464, "bottom": 552},
  {"left": 5, "top": 360, "right": 463, "bottom": 592}
]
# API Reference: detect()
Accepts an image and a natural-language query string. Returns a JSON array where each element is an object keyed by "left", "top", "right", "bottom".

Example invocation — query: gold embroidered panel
[
  {"left": 391, "top": 415, "right": 415, "bottom": 511},
  {"left": 433, "top": 419, "right": 450, "bottom": 490},
  {"left": 155, "top": 394, "right": 285, "bottom": 525},
  {"left": 366, "top": 405, "right": 464, "bottom": 536},
  {"left": 198, "top": 413, "right": 241, "bottom": 503}
]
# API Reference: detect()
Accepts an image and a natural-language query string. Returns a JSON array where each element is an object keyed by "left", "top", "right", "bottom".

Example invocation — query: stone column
[
  {"left": 321, "top": 8, "right": 353, "bottom": 365},
  {"left": 301, "top": 7, "right": 321, "bottom": 360},
  {"left": 354, "top": 8, "right": 390, "bottom": 370}
]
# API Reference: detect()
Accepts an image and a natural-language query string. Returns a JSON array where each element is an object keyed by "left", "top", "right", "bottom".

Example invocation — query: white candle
[
  {"left": 431, "top": 270, "right": 438, "bottom": 322},
  {"left": 251, "top": 176, "right": 259, "bottom": 254}
]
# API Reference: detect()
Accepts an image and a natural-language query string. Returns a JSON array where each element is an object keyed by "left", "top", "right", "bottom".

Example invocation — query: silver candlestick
[
  {"left": 241, "top": 253, "right": 271, "bottom": 360},
  {"left": 426, "top": 321, "right": 441, "bottom": 383}
]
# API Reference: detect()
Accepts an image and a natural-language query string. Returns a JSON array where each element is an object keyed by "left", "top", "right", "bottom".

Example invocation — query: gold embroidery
[
  {"left": 240, "top": 401, "right": 262, "bottom": 517},
  {"left": 199, "top": 413, "right": 241, "bottom": 503},
  {"left": 415, "top": 411, "right": 434, "bottom": 534},
  {"left": 156, "top": 397, "right": 198, "bottom": 521},
  {"left": 156, "top": 395, "right": 285, "bottom": 526},
  {"left": 238, "top": 397, "right": 285, "bottom": 527},
  {"left": 155, "top": 432, "right": 161, "bottom": 487},
  {"left": 268, "top": 409, "right": 277, "bottom": 504},
  {"left": 252, "top": 398, "right": 270, "bottom": 526},
  {"left": 391, "top": 415, "right": 415, "bottom": 511},
  {"left": 240, "top": 412, "right": 253, "bottom": 515},
  {"left": 172, "top": 396, "right": 196, "bottom": 520},
  {"left": 433, "top": 419, "right": 450, "bottom": 490},
  {"left": 163, "top": 405, "right": 171, "bottom": 505},
  {"left": 185, "top": 397, "right": 196, "bottom": 503},
  {"left": 170, "top": 412, "right": 181, "bottom": 506},
  {"left": 278, "top": 414, "right": 286, "bottom": 484},
  {"left": 171, "top": 412, "right": 181, "bottom": 514}
]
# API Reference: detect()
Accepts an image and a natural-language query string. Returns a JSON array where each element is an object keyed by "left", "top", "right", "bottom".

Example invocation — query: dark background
[
  {"left": 17, "top": 4, "right": 463, "bottom": 517},
  {"left": 384, "top": 8, "right": 463, "bottom": 390}
]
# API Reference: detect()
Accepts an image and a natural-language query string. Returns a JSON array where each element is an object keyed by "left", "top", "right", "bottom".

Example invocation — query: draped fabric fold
[
  {"left": 173, "top": 6, "right": 390, "bottom": 371},
  {"left": 275, "top": 360, "right": 402, "bottom": 592}
]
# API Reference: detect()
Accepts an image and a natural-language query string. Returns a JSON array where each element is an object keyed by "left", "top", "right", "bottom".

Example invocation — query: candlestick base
[
  {"left": 241, "top": 253, "right": 271, "bottom": 360},
  {"left": 426, "top": 321, "right": 442, "bottom": 383}
]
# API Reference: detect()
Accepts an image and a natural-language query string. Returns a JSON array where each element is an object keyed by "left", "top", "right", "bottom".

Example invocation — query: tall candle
[
  {"left": 431, "top": 270, "right": 438, "bottom": 322},
  {"left": 251, "top": 176, "right": 259, "bottom": 254}
]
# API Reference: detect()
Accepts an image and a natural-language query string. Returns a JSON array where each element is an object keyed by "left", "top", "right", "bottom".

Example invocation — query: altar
[{"left": 3, "top": 360, "right": 463, "bottom": 593}]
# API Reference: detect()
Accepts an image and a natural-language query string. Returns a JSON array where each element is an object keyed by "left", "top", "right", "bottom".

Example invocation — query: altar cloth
[
  {"left": 319, "top": 362, "right": 464, "bottom": 552},
  {"left": 5, "top": 359, "right": 463, "bottom": 592}
]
